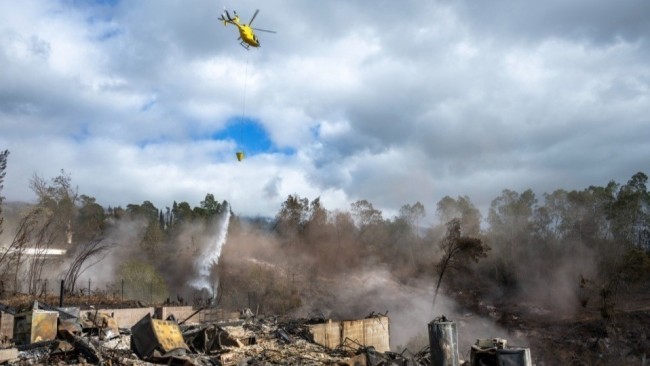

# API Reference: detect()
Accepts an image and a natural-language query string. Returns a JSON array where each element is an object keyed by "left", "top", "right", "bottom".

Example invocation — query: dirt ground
[{"left": 461, "top": 291, "right": 650, "bottom": 365}]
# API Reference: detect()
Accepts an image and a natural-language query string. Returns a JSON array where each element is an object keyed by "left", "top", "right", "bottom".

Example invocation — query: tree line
[
  {"left": 0, "top": 147, "right": 648, "bottom": 315},
  {"left": 232, "top": 172, "right": 649, "bottom": 315},
  {"left": 0, "top": 157, "right": 229, "bottom": 300}
]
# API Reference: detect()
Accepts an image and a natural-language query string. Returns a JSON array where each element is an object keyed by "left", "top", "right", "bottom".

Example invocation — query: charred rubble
[{"left": 0, "top": 300, "right": 532, "bottom": 365}]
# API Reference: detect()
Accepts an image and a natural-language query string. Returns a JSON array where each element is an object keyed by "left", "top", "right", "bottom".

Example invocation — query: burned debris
[
  {"left": 0, "top": 301, "right": 395, "bottom": 365},
  {"left": 469, "top": 338, "right": 532, "bottom": 366},
  {"left": 0, "top": 300, "right": 533, "bottom": 366}
]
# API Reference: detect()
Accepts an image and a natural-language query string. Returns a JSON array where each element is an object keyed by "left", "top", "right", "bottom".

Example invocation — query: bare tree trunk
[
  {"left": 11, "top": 216, "right": 34, "bottom": 294},
  {"left": 27, "top": 219, "right": 55, "bottom": 295},
  {"left": 64, "top": 237, "right": 109, "bottom": 294},
  {"left": 433, "top": 255, "right": 452, "bottom": 310}
]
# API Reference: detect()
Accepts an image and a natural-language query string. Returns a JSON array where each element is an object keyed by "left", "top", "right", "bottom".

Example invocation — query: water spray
[{"left": 189, "top": 204, "right": 231, "bottom": 297}]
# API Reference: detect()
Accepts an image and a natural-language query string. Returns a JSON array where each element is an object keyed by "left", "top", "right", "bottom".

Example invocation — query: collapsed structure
[{"left": 0, "top": 301, "right": 532, "bottom": 365}]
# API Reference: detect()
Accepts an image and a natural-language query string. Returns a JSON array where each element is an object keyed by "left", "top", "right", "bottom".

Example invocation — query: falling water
[{"left": 189, "top": 205, "right": 231, "bottom": 296}]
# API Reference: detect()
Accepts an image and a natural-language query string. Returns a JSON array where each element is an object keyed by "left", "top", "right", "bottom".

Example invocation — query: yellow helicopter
[{"left": 219, "top": 8, "right": 276, "bottom": 49}]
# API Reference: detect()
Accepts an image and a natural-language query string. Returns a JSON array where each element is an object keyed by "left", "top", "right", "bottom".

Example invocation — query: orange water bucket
[{"left": 236, "top": 151, "right": 245, "bottom": 161}]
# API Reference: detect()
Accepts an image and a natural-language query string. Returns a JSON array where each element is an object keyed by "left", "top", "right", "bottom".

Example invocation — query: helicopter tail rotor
[{"left": 220, "top": 8, "right": 230, "bottom": 24}]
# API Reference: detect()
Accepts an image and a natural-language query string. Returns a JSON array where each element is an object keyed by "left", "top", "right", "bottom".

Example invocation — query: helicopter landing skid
[{"left": 239, "top": 41, "right": 250, "bottom": 50}]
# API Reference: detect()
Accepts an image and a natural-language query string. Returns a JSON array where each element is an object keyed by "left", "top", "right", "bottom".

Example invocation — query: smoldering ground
[
  {"left": 0, "top": 198, "right": 593, "bottom": 353},
  {"left": 476, "top": 234, "right": 601, "bottom": 319},
  {"left": 218, "top": 221, "right": 529, "bottom": 352}
]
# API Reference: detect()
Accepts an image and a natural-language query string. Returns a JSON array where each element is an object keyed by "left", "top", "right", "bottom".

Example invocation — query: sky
[{"left": 1, "top": 0, "right": 649, "bottom": 221}]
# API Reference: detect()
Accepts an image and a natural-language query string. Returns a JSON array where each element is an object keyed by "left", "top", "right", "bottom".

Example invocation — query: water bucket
[{"left": 236, "top": 151, "right": 245, "bottom": 161}]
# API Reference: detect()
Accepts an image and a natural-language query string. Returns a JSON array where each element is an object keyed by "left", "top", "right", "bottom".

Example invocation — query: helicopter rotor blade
[
  {"left": 249, "top": 9, "right": 259, "bottom": 25},
  {"left": 252, "top": 27, "right": 276, "bottom": 33}
]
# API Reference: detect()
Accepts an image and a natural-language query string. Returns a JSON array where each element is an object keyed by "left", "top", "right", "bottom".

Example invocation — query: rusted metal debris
[
  {"left": 469, "top": 338, "right": 532, "bottom": 366},
  {"left": 13, "top": 308, "right": 58, "bottom": 345},
  {"left": 131, "top": 313, "right": 190, "bottom": 362},
  {"left": 0, "top": 302, "right": 429, "bottom": 366},
  {"left": 59, "top": 328, "right": 102, "bottom": 364},
  {"left": 80, "top": 310, "right": 120, "bottom": 340},
  {"left": 0, "top": 302, "right": 534, "bottom": 366},
  {"left": 425, "top": 316, "right": 533, "bottom": 366}
]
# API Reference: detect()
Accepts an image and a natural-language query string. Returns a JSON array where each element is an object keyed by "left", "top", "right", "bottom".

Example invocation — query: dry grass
[{"left": 0, "top": 292, "right": 144, "bottom": 311}]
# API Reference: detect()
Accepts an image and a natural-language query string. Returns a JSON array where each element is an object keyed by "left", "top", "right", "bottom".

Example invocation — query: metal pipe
[{"left": 59, "top": 280, "right": 64, "bottom": 307}]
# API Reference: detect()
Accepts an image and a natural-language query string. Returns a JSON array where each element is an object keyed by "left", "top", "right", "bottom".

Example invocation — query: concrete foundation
[
  {"left": 198, "top": 308, "right": 240, "bottom": 323},
  {"left": 156, "top": 306, "right": 200, "bottom": 324},
  {"left": 308, "top": 316, "right": 390, "bottom": 353},
  {"left": 100, "top": 307, "right": 154, "bottom": 328},
  {"left": 0, "top": 348, "right": 18, "bottom": 363},
  {"left": 96, "top": 306, "right": 234, "bottom": 327},
  {"left": 0, "top": 312, "right": 14, "bottom": 342}
]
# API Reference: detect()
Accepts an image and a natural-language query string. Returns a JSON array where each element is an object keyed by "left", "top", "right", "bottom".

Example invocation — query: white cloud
[{"left": 1, "top": 0, "right": 649, "bottom": 221}]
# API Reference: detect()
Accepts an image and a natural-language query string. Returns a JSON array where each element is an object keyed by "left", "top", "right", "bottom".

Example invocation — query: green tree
[
  {"left": 436, "top": 196, "right": 481, "bottom": 235},
  {"left": 533, "top": 189, "right": 570, "bottom": 243},
  {"left": 141, "top": 220, "right": 165, "bottom": 258},
  {"left": 118, "top": 260, "right": 168, "bottom": 303},
  {"left": 173, "top": 201, "right": 193, "bottom": 225},
  {"left": 29, "top": 170, "right": 78, "bottom": 245},
  {"left": 351, "top": 199, "right": 383, "bottom": 227},
  {"left": 165, "top": 207, "right": 172, "bottom": 228},
  {"left": 171, "top": 201, "right": 178, "bottom": 227},
  {"left": 399, "top": 202, "right": 426, "bottom": 233},
  {"left": 200, "top": 193, "right": 223, "bottom": 218},
  {"left": 126, "top": 200, "right": 159, "bottom": 222},
  {"left": 350, "top": 199, "right": 387, "bottom": 253},
  {"left": 565, "top": 183, "right": 617, "bottom": 245},
  {"left": 609, "top": 172, "right": 649, "bottom": 250},
  {"left": 158, "top": 209, "right": 165, "bottom": 230},
  {"left": 486, "top": 189, "right": 537, "bottom": 288},
  {"left": 488, "top": 189, "right": 536, "bottom": 233},
  {"left": 275, "top": 194, "right": 309, "bottom": 244},
  {"left": 76, "top": 194, "right": 106, "bottom": 242},
  {"left": 395, "top": 202, "right": 426, "bottom": 268},
  {"left": 108, "top": 206, "right": 125, "bottom": 220},
  {"left": 332, "top": 210, "right": 357, "bottom": 254},
  {"left": 124, "top": 201, "right": 166, "bottom": 258},
  {"left": 304, "top": 197, "right": 331, "bottom": 246}
]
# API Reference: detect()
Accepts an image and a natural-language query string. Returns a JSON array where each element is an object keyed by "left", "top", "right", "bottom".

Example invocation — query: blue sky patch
[
  {"left": 64, "top": 0, "right": 119, "bottom": 10},
  {"left": 71, "top": 126, "right": 90, "bottom": 143},
  {"left": 97, "top": 28, "right": 122, "bottom": 41},
  {"left": 213, "top": 117, "right": 295, "bottom": 157},
  {"left": 87, "top": 0, "right": 119, "bottom": 6},
  {"left": 140, "top": 98, "right": 156, "bottom": 112}
]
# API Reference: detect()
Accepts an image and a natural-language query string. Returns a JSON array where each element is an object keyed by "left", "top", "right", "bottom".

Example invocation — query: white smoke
[{"left": 189, "top": 206, "right": 231, "bottom": 296}]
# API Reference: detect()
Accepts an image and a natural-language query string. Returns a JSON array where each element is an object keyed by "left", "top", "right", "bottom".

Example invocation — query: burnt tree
[{"left": 433, "top": 218, "right": 489, "bottom": 310}]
